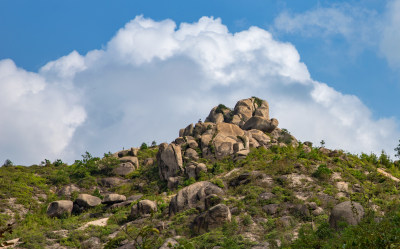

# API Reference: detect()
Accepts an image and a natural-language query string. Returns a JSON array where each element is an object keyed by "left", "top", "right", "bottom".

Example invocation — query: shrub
[
  {"left": 252, "top": 96, "right": 263, "bottom": 107},
  {"left": 211, "top": 178, "right": 225, "bottom": 188},
  {"left": 312, "top": 164, "right": 332, "bottom": 180},
  {"left": 140, "top": 143, "right": 148, "bottom": 150},
  {"left": 215, "top": 104, "right": 230, "bottom": 114}
]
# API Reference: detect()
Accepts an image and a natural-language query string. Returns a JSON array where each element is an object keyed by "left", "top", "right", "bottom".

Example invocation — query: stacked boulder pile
[{"left": 157, "top": 97, "right": 298, "bottom": 189}]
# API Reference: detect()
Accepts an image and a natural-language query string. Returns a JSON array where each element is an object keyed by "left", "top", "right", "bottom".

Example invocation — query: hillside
[{"left": 1, "top": 97, "right": 400, "bottom": 249}]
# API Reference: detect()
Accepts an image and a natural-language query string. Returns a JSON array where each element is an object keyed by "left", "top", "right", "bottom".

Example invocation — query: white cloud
[
  {"left": 272, "top": 1, "right": 400, "bottom": 70},
  {"left": 381, "top": 0, "right": 400, "bottom": 68},
  {"left": 1, "top": 16, "right": 398, "bottom": 165},
  {"left": 272, "top": 4, "right": 379, "bottom": 52},
  {"left": 0, "top": 59, "right": 86, "bottom": 165}
]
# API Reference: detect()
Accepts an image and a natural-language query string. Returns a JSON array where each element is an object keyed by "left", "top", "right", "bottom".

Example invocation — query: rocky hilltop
[{"left": 1, "top": 97, "right": 400, "bottom": 249}]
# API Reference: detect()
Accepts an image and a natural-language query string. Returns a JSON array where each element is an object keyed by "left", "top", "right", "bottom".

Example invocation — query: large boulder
[
  {"left": 329, "top": 201, "right": 364, "bottom": 230},
  {"left": 233, "top": 98, "right": 256, "bottom": 122},
  {"left": 131, "top": 200, "right": 158, "bottom": 217},
  {"left": 113, "top": 157, "right": 138, "bottom": 176},
  {"left": 75, "top": 194, "right": 102, "bottom": 208},
  {"left": 158, "top": 143, "right": 183, "bottom": 183},
  {"left": 212, "top": 123, "right": 246, "bottom": 159},
  {"left": 169, "top": 181, "right": 224, "bottom": 215},
  {"left": 186, "top": 162, "right": 207, "bottom": 179},
  {"left": 205, "top": 106, "right": 231, "bottom": 123},
  {"left": 248, "top": 129, "right": 271, "bottom": 146},
  {"left": 192, "top": 204, "right": 231, "bottom": 233},
  {"left": 102, "top": 194, "right": 126, "bottom": 204},
  {"left": 185, "top": 148, "right": 199, "bottom": 161},
  {"left": 98, "top": 177, "right": 126, "bottom": 187},
  {"left": 243, "top": 117, "right": 278, "bottom": 133},
  {"left": 57, "top": 184, "right": 80, "bottom": 197},
  {"left": 47, "top": 200, "right": 73, "bottom": 218}
]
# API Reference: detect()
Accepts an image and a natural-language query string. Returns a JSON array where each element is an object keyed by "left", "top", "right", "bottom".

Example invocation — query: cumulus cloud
[
  {"left": 1, "top": 15, "right": 398, "bottom": 164},
  {"left": 0, "top": 59, "right": 86, "bottom": 165}
]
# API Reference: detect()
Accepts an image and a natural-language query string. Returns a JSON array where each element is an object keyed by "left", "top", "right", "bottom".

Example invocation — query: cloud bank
[{"left": 0, "top": 16, "right": 398, "bottom": 165}]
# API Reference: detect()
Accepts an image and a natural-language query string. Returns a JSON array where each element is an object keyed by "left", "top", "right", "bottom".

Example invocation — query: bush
[
  {"left": 252, "top": 96, "right": 263, "bottom": 107},
  {"left": 140, "top": 142, "right": 148, "bottom": 150},
  {"left": 211, "top": 178, "right": 225, "bottom": 188},
  {"left": 312, "top": 164, "right": 332, "bottom": 180},
  {"left": 215, "top": 104, "right": 230, "bottom": 114}
]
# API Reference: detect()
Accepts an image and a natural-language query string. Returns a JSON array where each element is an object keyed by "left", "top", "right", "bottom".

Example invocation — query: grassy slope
[{"left": 1, "top": 144, "right": 400, "bottom": 248}]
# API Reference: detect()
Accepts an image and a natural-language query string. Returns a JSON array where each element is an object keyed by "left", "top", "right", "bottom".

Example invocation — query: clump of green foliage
[
  {"left": 215, "top": 104, "right": 230, "bottom": 114},
  {"left": 252, "top": 96, "right": 263, "bottom": 107},
  {"left": 312, "top": 164, "right": 332, "bottom": 180}
]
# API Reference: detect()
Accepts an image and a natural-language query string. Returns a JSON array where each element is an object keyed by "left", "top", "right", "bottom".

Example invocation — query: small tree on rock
[{"left": 395, "top": 139, "right": 400, "bottom": 159}]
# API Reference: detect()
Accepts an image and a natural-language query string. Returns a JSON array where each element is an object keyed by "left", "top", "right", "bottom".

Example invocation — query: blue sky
[{"left": 1, "top": 0, "right": 400, "bottom": 164}]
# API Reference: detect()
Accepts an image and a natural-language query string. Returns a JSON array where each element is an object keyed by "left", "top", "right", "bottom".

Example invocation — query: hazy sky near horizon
[{"left": 1, "top": 0, "right": 400, "bottom": 165}]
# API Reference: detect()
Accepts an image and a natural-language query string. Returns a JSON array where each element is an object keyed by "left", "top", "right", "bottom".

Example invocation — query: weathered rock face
[
  {"left": 75, "top": 194, "right": 102, "bottom": 208},
  {"left": 185, "top": 162, "right": 207, "bottom": 179},
  {"left": 205, "top": 106, "right": 231, "bottom": 124},
  {"left": 213, "top": 123, "right": 246, "bottom": 159},
  {"left": 329, "top": 201, "right": 364, "bottom": 230},
  {"left": 57, "top": 184, "right": 80, "bottom": 197},
  {"left": 47, "top": 200, "right": 73, "bottom": 218},
  {"left": 102, "top": 194, "right": 126, "bottom": 204},
  {"left": 98, "top": 177, "right": 126, "bottom": 187},
  {"left": 169, "top": 181, "right": 224, "bottom": 215},
  {"left": 243, "top": 117, "right": 278, "bottom": 133},
  {"left": 132, "top": 200, "right": 157, "bottom": 217},
  {"left": 192, "top": 204, "right": 231, "bottom": 234},
  {"left": 185, "top": 148, "right": 199, "bottom": 161},
  {"left": 248, "top": 129, "right": 271, "bottom": 146},
  {"left": 158, "top": 143, "right": 183, "bottom": 183},
  {"left": 113, "top": 162, "right": 136, "bottom": 176},
  {"left": 233, "top": 98, "right": 256, "bottom": 122}
]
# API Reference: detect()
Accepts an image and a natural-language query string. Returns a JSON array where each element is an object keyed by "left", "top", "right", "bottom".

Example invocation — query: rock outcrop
[
  {"left": 47, "top": 200, "right": 73, "bottom": 218},
  {"left": 192, "top": 204, "right": 231, "bottom": 234},
  {"left": 131, "top": 200, "right": 158, "bottom": 217},
  {"left": 57, "top": 184, "right": 80, "bottom": 197},
  {"left": 156, "top": 97, "right": 300, "bottom": 190},
  {"left": 102, "top": 194, "right": 126, "bottom": 205},
  {"left": 113, "top": 156, "right": 139, "bottom": 176},
  {"left": 329, "top": 201, "right": 364, "bottom": 230},
  {"left": 157, "top": 143, "right": 183, "bottom": 188},
  {"left": 75, "top": 194, "right": 102, "bottom": 208},
  {"left": 169, "top": 181, "right": 224, "bottom": 215}
]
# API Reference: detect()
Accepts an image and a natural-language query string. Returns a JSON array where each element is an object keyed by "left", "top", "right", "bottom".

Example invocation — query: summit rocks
[{"left": 157, "top": 97, "right": 298, "bottom": 187}]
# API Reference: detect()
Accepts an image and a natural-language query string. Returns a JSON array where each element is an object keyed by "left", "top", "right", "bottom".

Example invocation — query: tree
[
  {"left": 320, "top": 140, "right": 326, "bottom": 148},
  {"left": 2, "top": 159, "right": 13, "bottom": 167},
  {"left": 140, "top": 142, "right": 148, "bottom": 150},
  {"left": 395, "top": 139, "right": 400, "bottom": 159}
]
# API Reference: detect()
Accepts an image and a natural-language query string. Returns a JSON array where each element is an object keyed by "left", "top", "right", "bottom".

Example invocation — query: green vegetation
[
  {"left": 252, "top": 96, "right": 263, "bottom": 107},
  {"left": 2, "top": 135, "right": 400, "bottom": 248},
  {"left": 215, "top": 104, "right": 230, "bottom": 114}
]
